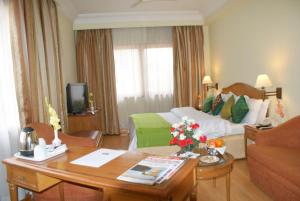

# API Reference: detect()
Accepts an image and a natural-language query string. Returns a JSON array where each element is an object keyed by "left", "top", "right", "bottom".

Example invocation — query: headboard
[{"left": 222, "top": 82, "right": 265, "bottom": 99}]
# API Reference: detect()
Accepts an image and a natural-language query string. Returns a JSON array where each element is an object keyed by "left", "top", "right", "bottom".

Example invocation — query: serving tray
[{"left": 14, "top": 144, "right": 68, "bottom": 162}]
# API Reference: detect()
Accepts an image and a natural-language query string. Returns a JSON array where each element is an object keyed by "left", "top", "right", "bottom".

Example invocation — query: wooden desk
[{"left": 3, "top": 147, "right": 198, "bottom": 201}]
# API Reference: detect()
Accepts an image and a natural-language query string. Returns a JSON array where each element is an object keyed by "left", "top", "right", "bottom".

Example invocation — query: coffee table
[{"left": 195, "top": 151, "right": 234, "bottom": 201}]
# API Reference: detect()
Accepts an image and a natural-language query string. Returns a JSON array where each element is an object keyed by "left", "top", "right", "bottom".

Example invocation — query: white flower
[
  {"left": 192, "top": 129, "right": 204, "bottom": 140},
  {"left": 182, "top": 116, "right": 188, "bottom": 121},
  {"left": 172, "top": 131, "right": 179, "bottom": 137},
  {"left": 187, "top": 126, "right": 192, "bottom": 131},
  {"left": 172, "top": 123, "right": 179, "bottom": 128},
  {"left": 179, "top": 134, "right": 186, "bottom": 140}
]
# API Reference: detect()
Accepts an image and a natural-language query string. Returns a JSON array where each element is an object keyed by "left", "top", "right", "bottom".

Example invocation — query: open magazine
[{"left": 117, "top": 156, "right": 186, "bottom": 185}]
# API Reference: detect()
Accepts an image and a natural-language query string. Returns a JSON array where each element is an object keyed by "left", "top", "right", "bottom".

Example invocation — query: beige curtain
[
  {"left": 9, "top": 0, "right": 66, "bottom": 129},
  {"left": 76, "top": 29, "right": 120, "bottom": 135},
  {"left": 173, "top": 26, "right": 206, "bottom": 107}
]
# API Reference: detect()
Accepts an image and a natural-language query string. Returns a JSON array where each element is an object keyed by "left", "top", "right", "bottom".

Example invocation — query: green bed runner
[{"left": 131, "top": 113, "right": 172, "bottom": 148}]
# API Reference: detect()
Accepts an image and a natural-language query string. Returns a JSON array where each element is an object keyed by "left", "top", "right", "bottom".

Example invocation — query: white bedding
[{"left": 128, "top": 107, "right": 245, "bottom": 150}]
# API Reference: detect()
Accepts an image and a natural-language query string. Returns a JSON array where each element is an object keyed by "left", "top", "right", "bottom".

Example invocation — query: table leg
[
  {"left": 8, "top": 183, "right": 18, "bottom": 201},
  {"left": 58, "top": 183, "right": 65, "bottom": 201},
  {"left": 226, "top": 173, "right": 231, "bottom": 201},
  {"left": 190, "top": 184, "right": 198, "bottom": 201},
  {"left": 244, "top": 136, "right": 248, "bottom": 159}
]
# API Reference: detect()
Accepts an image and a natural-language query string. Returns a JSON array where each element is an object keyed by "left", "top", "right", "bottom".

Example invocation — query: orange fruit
[{"left": 215, "top": 139, "right": 224, "bottom": 147}]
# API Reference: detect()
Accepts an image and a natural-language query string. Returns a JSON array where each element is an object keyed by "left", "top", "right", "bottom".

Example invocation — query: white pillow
[
  {"left": 221, "top": 92, "right": 234, "bottom": 102},
  {"left": 256, "top": 99, "right": 270, "bottom": 124},
  {"left": 242, "top": 97, "right": 263, "bottom": 124}
]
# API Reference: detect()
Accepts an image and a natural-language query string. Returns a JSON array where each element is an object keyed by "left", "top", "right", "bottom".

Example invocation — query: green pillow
[
  {"left": 221, "top": 95, "right": 234, "bottom": 119},
  {"left": 203, "top": 96, "right": 214, "bottom": 113},
  {"left": 231, "top": 96, "right": 249, "bottom": 123},
  {"left": 212, "top": 94, "right": 224, "bottom": 116}
]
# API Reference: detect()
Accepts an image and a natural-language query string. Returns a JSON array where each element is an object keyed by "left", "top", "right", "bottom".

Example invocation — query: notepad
[{"left": 70, "top": 148, "right": 126, "bottom": 168}]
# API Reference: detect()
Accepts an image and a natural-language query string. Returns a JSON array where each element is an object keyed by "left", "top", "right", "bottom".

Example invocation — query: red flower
[
  {"left": 191, "top": 123, "right": 200, "bottom": 129},
  {"left": 186, "top": 138, "right": 193, "bottom": 145},
  {"left": 179, "top": 139, "right": 187, "bottom": 148},
  {"left": 199, "top": 135, "right": 207, "bottom": 143},
  {"left": 170, "top": 127, "right": 175, "bottom": 132},
  {"left": 169, "top": 137, "right": 178, "bottom": 145},
  {"left": 179, "top": 129, "right": 184, "bottom": 134}
]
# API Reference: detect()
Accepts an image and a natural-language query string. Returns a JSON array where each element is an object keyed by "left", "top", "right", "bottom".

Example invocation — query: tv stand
[{"left": 67, "top": 110, "right": 101, "bottom": 133}]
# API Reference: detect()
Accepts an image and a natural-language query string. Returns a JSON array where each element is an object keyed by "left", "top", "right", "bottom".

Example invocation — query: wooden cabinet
[{"left": 67, "top": 110, "right": 101, "bottom": 133}]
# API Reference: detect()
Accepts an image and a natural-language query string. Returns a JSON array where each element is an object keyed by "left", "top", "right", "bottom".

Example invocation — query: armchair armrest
[{"left": 256, "top": 116, "right": 300, "bottom": 149}]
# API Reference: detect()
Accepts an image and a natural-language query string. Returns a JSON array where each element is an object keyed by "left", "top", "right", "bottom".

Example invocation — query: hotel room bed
[{"left": 128, "top": 83, "right": 266, "bottom": 159}]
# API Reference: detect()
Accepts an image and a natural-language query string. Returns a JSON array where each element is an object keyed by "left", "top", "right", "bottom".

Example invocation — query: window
[
  {"left": 113, "top": 27, "right": 173, "bottom": 101},
  {"left": 112, "top": 27, "right": 174, "bottom": 128}
]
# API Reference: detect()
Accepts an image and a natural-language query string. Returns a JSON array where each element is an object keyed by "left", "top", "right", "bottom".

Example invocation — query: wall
[
  {"left": 207, "top": 0, "right": 300, "bottom": 121},
  {"left": 57, "top": 7, "right": 77, "bottom": 126}
]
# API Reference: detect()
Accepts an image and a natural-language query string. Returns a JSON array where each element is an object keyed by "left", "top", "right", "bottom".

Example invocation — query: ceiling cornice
[{"left": 73, "top": 11, "right": 203, "bottom": 30}]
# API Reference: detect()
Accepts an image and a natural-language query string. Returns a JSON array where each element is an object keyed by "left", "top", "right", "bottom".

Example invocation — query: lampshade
[
  {"left": 202, "top": 75, "right": 213, "bottom": 84},
  {"left": 255, "top": 74, "right": 272, "bottom": 88}
]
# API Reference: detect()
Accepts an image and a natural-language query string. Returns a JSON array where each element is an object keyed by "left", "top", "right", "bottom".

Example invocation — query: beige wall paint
[
  {"left": 57, "top": 7, "right": 77, "bottom": 119},
  {"left": 207, "top": 0, "right": 300, "bottom": 121}
]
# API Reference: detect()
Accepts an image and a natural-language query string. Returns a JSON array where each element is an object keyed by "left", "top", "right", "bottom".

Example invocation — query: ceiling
[
  {"left": 55, "top": 0, "right": 229, "bottom": 29},
  {"left": 56, "top": 0, "right": 228, "bottom": 19}
]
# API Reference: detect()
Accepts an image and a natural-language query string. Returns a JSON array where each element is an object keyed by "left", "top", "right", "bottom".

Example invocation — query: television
[{"left": 66, "top": 83, "right": 88, "bottom": 114}]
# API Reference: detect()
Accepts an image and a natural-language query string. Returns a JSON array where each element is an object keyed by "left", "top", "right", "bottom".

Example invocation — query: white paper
[{"left": 71, "top": 148, "right": 126, "bottom": 168}]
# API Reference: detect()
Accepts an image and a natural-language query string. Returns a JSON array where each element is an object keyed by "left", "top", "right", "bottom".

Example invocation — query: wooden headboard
[{"left": 222, "top": 82, "right": 265, "bottom": 99}]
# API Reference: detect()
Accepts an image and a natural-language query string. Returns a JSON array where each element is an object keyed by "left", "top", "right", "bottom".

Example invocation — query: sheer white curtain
[
  {"left": 112, "top": 27, "right": 174, "bottom": 128},
  {"left": 0, "top": 0, "right": 21, "bottom": 200}
]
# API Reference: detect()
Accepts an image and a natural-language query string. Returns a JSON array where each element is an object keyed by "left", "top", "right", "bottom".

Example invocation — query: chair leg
[{"left": 58, "top": 183, "right": 65, "bottom": 201}]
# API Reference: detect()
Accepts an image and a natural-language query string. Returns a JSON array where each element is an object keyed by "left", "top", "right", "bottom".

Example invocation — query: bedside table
[
  {"left": 195, "top": 105, "right": 203, "bottom": 111},
  {"left": 244, "top": 125, "right": 273, "bottom": 158},
  {"left": 244, "top": 125, "right": 259, "bottom": 158}
]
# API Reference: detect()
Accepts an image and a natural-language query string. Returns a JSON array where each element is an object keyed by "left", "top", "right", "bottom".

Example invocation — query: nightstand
[
  {"left": 195, "top": 105, "right": 203, "bottom": 111},
  {"left": 244, "top": 125, "right": 259, "bottom": 158},
  {"left": 244, "top": 125, "right": 273, "bottom": 158}
]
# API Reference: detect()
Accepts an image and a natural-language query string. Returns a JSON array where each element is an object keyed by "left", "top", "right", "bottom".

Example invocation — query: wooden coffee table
[{"left": 195, "top": 151, "right": 234, "bottom": 201}]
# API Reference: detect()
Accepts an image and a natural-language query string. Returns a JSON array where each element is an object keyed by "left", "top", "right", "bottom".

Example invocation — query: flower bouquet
[
  {"left": 169, "top": 116, "right": 207, "bottom": 153},
  {"left": 45, "top": 98, "right": 61, "bottom": 146}
]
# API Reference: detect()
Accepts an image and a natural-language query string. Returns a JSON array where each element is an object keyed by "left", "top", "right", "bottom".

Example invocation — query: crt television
[{"left": 66, "top": 83, "right": 88, "bottom": 114}]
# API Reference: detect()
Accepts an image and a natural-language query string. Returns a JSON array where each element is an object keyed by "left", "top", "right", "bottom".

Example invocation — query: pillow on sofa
[
  {"left": 212, "top": 94, "right": 224, "bottom": 116},
  {"left": 221, "top": 95, "right": 234, "bottom": 119},
  {"left": 203, "top": 96, "right": 214, "bottom": 113},
  {"left": 232, "top": 96, "right": 249, "bottom": 123}
]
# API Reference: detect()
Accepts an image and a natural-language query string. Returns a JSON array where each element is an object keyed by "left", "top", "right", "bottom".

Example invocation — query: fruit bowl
[{"left": 207, "top": 138, "right": 226, "bottom": 155}]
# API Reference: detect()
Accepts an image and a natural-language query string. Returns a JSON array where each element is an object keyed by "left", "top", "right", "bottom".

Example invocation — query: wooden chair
[{"left": 29, "top": 123, "right": 102, "bottom": 201}]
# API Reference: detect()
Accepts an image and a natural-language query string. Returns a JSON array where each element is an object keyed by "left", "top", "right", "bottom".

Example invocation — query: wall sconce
[
  {"left": 255, "top": 74, "right": 282, "bottom": 99},
  {"left": 202, "top": 75, "right": 218, "bottom": 91}
]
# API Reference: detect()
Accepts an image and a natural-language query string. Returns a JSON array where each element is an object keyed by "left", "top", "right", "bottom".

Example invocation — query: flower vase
[
  {"left": 52, "top": 129, "right": 61, "bottom": 147},
  {"left": 177, "top": 144, "right": 197, "bottom": 156}
]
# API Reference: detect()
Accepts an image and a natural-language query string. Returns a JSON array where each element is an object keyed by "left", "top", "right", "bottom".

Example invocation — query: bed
[{"left": 128, "top": 83, "right": 266, "bottom": 159}]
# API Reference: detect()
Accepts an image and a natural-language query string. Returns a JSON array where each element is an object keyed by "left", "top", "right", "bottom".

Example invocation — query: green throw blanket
[{"left": 131, "top": 113, "right": 172, "bottom": 148}]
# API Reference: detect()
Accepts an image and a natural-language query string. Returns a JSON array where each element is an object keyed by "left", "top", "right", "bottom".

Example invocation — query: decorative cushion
[
  {"left": 221, "top": 95, "right": 234, "bottom": 119},
  {"left": 256, "top": 99, "right": 271, "bottom": 124},
  {"left": 221, "top": 92, "right": 234, "bottom": 102},
  {"left": 231, "top": 96, "right": 249, "bottom": 123},
  {"left": 212, "top": 94, "right": 224, "bottom": 116},
  {"left": 242, "top": 96, "right": 263, "bottom": 124},
  {"left": 203, "top": 96, "right": 214, "bottom": 113}
]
